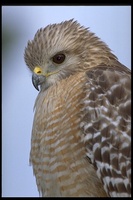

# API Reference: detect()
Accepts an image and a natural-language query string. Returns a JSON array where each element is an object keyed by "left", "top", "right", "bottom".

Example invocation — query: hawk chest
[
  {"left": 31, "top": 73, "right": 85, "bottom": 195},
  {"left": 30, "top": 73, "right": 107, "bottom": 196}
]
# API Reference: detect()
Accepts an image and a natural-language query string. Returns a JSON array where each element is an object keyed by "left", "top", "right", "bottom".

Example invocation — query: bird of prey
[{"left": 24, "top": 19, "right": 131, "bottom": 197}]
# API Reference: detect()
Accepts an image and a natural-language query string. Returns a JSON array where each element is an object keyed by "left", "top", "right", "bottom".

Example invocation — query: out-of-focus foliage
[{"left": 2, "top": 25, "right": 20, "bottom": 67}]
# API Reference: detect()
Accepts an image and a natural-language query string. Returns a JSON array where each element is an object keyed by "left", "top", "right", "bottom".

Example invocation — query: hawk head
[{"left": 24, "top": 19, "right": 117, "bottom": 91}]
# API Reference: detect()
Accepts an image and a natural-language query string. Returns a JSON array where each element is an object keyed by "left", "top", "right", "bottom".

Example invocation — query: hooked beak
[{"left": 32, "top": 73, "right": 46, "bottom": 91}]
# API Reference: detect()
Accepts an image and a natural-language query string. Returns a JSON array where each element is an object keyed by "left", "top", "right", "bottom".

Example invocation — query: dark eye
[{"left": 52, "top": 53, "right": 65, "bottom": 64}]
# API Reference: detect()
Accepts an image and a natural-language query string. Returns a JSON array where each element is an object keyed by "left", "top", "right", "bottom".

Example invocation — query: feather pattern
[
  {"left": 80, "top": 66, "right": 131, "bottom": 197},
  {"left": 24, "top": 19, "right": 131, "bottom": 197}
]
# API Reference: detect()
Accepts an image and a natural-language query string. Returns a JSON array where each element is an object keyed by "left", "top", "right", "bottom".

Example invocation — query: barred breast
[{"left": 30, "top": 72, "right": 107, "bottom": 197}]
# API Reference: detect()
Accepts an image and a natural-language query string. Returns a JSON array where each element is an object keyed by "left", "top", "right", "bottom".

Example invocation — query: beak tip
[
  {"left": 32, "top": 73, "right": 46, "bottom": 91},
  {"left": 32, "top": 74, "right": 40, "bottom": 91}
]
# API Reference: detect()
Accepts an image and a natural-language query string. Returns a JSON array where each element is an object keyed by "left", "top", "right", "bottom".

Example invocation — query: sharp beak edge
[{"left": 32, "top": 73, "right": 46, "bottom": 91}]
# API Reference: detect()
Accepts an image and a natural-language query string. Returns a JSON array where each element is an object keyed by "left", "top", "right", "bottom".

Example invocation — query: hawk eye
[{"left": 52, "top": 53, "right": 65, "bottom": 64}]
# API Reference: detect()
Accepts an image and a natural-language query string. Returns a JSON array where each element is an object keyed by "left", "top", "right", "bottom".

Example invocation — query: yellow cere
[
  {"left": 34, "top": 66, "right": 42, "bottom": 74},
  {"left": 33, "top": 66, "right": 59, "bottom": 77}
]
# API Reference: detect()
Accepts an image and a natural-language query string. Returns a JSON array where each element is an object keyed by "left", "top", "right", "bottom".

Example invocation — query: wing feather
[{"left": 80, "top": 65, "right": 131, "bottom": 197}]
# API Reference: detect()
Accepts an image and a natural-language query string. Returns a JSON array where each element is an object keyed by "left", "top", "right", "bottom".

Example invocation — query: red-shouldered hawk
[{"left": 24, "top": 19, "right": 131, "bottom": 197}]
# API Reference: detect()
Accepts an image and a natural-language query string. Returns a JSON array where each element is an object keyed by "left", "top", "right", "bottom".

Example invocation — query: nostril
[{"left": 34, "top": 66, "right": 42, "bottom": 74}]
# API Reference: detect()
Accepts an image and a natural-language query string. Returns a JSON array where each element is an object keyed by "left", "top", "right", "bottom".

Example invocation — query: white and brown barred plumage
[{"left": 24, "top": 19, "right": 131, "bottom": 197}]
